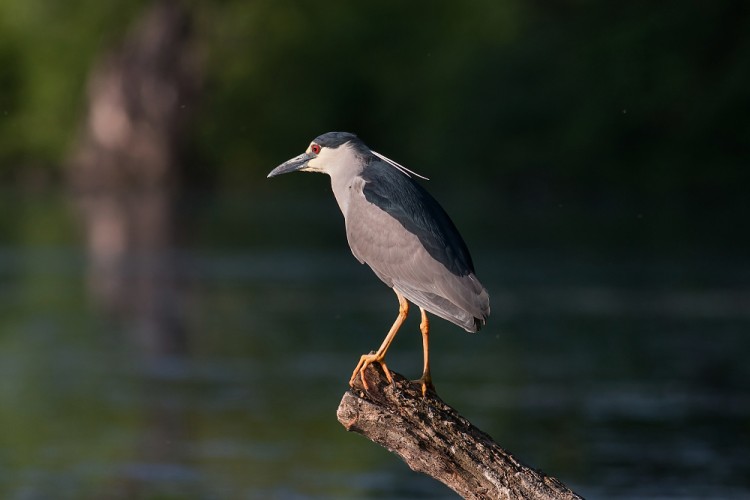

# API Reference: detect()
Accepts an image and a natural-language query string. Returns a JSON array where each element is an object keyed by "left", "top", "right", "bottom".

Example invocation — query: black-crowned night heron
[{"left": 268, "top": 132, "right": 490, "bottom": 394}]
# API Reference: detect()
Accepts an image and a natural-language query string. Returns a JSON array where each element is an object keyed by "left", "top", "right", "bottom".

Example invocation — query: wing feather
[{"left": 345, "top": 171, "right": 489, "bottom": 332}]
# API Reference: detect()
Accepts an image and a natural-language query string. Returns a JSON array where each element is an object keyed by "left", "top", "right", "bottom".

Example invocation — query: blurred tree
[
  {"left": 68, "top": 0, "right": 199, "bottom": 355},
  {"left": 0, "top": 0, "right": 747, "bottom": 232},
  {"left": 0, "top": 0, "right": 147, "bottom": 180}
]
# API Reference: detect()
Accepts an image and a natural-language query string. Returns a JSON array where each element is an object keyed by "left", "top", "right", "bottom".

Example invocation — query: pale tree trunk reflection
[
  {"left": 67, "top": 2, "right": 202, "bottom": 495},
  {"left": 68, "top": 0, "right": 198, "bottom": 357}
]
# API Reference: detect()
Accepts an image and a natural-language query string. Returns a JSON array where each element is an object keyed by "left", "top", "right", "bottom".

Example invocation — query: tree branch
[{"left": 337, "top": 365, "right": 583, "bottom": 500}]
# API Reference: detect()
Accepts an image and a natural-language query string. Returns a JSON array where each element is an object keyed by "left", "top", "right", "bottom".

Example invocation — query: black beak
[{"left": 267, "top": 152, "right": 314, "bottom": 178}]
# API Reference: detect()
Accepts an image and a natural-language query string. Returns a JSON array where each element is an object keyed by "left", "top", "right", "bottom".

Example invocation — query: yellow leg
[
  {"left": 350, "top": 290, "right": 409, "bottom": 390},
  {"left": 417, "top": 307, "right": 434, "bottom": 396}
]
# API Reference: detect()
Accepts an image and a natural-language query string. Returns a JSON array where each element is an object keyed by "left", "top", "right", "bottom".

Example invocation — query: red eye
[{"left": 311, "top": 144, "right": 321, "bottom": 155}]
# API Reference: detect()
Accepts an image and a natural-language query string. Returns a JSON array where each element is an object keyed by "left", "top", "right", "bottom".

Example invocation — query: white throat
[{"left": 311, "top": 143, "right": 364, "bottom": 216}]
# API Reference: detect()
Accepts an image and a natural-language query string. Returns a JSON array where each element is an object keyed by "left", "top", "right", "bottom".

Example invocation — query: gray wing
[
  {"left": 345, "top": 175, "right": 490, "bottom": 332},
  {"left": 360, "top": 161, "right": 476, "bottom": 277}
]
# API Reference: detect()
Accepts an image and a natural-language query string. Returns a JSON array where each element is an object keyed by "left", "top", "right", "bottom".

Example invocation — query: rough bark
[{"left": 337, "top": 365, "right": 583, "bottom": 500}]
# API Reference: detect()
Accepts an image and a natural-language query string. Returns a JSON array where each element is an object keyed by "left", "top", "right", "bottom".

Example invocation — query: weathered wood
[{"left": 337, "top": 365, "right": 583, "bottom": 500}]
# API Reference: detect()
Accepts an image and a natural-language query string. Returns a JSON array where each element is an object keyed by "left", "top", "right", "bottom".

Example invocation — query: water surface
[{"left": 0, "top": 192, "right": 748, "bottom": 498}]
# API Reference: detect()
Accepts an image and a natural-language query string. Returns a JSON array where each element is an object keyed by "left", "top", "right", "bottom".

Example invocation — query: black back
[{"left": 360, "top": 160, "right": 475, "bottom": 277}]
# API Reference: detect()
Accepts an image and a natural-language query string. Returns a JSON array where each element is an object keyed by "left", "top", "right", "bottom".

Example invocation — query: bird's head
[{"left": 267, "top": 131, "right": 366, "bottom": 178}]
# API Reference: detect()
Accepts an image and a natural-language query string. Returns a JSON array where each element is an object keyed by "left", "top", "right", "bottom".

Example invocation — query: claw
[
  {"left": 417, "top": 372, "right": 434, "bottom": 396},
  {"left": 350, "top": 353, "right": 394, "bottom": 390},
  {"left": 348, "top": 290, "right": 408, "bottom": 392}
]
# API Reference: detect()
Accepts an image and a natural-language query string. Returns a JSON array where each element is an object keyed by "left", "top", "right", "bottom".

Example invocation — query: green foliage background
[
  {"left": 1, "top": 0, "right": 748, "bottom": 215},
  {"left": 0, "top": 4, "right": 748, "bottom": 497}
]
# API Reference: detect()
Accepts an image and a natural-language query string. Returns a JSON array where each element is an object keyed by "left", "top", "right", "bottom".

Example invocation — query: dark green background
[
  {"left": 1, "top": 1, "right": 748, "bottom": 498},
  {"left": 2, "top": 1, "right": 748, "bottom": 224}
]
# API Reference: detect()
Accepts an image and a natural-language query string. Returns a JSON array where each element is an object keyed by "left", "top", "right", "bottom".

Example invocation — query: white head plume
[{"left": 371, "top": 150, "right": 430, "bottom": 180}]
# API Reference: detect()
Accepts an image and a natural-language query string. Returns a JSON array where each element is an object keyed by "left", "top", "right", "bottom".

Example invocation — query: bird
[{"left": 267, "top": 132, "right": 489, "bottom": 395}]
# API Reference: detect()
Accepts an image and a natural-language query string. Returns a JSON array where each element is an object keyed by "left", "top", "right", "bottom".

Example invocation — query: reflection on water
[{"left": 0, "top": 193, "right": 748, "bottom": 499}]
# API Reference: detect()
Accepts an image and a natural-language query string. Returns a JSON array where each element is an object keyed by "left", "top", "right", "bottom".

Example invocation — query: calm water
[{"left": 0, "top": 191, "right": 748, "bottom": 499}]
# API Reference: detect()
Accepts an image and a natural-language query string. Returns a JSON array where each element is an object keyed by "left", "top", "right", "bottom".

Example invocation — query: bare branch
[{"left": 338, "top": 365, "right": 583, "bottom": 500}]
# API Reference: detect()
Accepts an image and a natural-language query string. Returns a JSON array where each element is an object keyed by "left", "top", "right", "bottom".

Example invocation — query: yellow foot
[
  {"left": 349, "top": 353, "right": 394, "bottom": 390},
  {"left": 417, "top": 373, "right": 435, "bottom": 396}
]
